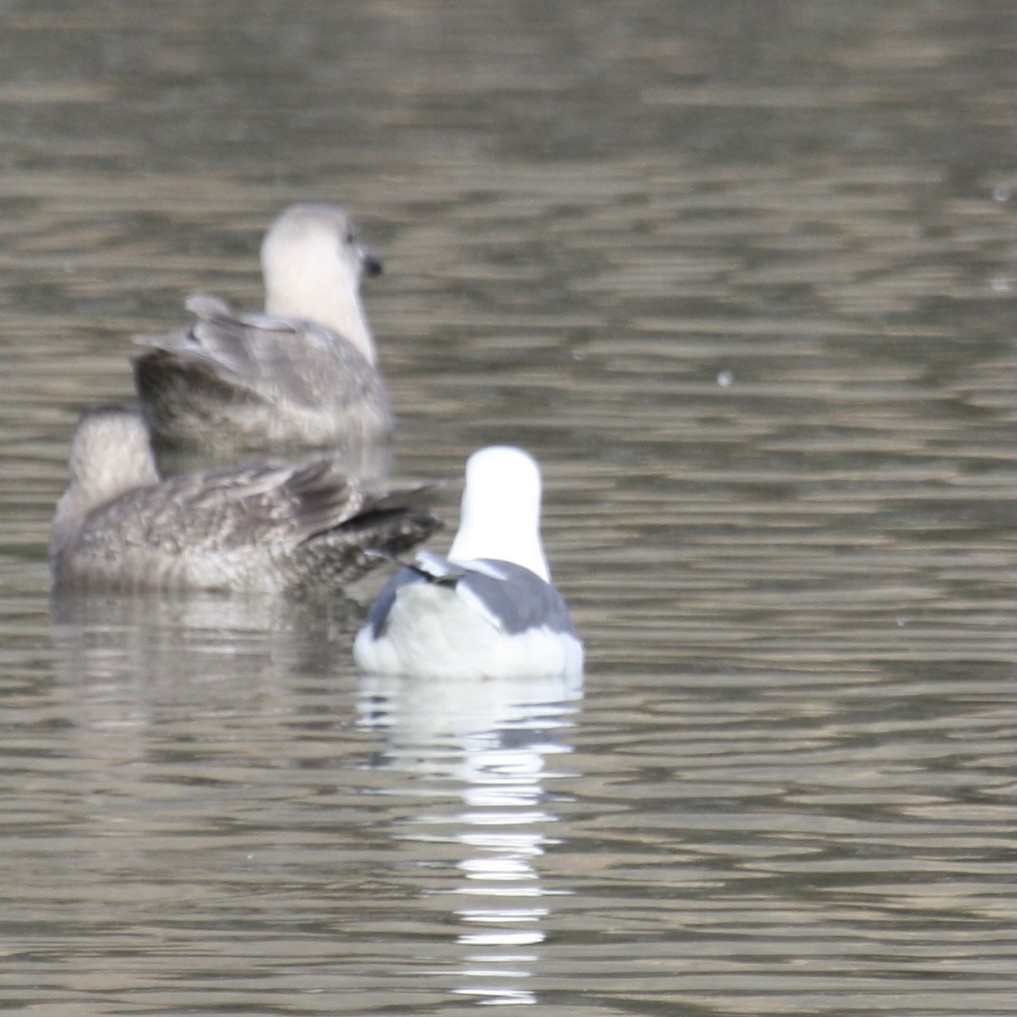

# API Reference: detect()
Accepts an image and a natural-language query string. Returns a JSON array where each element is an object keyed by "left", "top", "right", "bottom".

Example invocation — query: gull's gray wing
[{"left": 132, "top": 294, "right": 392, "bottom": 455}]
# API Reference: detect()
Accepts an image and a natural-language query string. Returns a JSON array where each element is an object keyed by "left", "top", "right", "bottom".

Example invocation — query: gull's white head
[
  {"left": 447, "top": 446, "right": 552, "bottom": 581},
  {"left": 260, "top": 202, "right": 383, "bottom": 362}
]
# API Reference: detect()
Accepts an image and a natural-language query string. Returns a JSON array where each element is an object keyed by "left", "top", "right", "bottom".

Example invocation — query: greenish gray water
[{"left": 1, "top": 2, "right": 1014, "bottom": 1014}]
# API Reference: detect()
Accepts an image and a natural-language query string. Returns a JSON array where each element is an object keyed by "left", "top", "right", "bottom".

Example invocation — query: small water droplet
[{"left": 716, "top": 369, "right": 734, "bottom": 387}]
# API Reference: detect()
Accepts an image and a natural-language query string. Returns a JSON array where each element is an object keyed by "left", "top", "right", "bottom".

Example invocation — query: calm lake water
[{"left": 1, "top": 2, "right": 1015, "bottom": 1014}]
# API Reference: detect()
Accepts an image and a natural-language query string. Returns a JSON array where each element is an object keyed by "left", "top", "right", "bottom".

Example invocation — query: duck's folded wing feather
[{"left": 74, "top": 460, "right": 420, "bottom": 557}]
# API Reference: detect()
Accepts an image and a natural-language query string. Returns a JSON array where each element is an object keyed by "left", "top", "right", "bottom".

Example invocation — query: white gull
[
  {"left": 131, "top": 202, "right": 391, "bottom": 469},
  {"left": 353, "top": 446, "right": 583, "bottom": 681},
  {"left": 50, "top": 406, "right": 439, "bottom": 594}
]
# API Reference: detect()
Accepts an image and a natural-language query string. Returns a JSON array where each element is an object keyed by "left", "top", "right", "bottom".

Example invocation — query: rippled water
[{"left": 1, "top": 2, "right": 1014, "bottom": 1014}]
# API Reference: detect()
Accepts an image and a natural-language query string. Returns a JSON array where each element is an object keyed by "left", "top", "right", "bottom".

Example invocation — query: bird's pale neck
[
  {"left": 265, "top": 271, "right": 377, "bottom": 364},
  {"left": 70, "top": 441, "right": 158, "bottom": 512},
  {"left": 52, "top": 424, "right": 158, "bottom": 561},
  {"left": 448, "top": 503, "right": 551, "bottom": 581}
]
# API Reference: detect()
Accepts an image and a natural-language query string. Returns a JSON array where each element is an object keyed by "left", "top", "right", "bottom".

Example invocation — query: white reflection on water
[{"left": 357, "top": 669, "right": 582, "bottom": 1006}]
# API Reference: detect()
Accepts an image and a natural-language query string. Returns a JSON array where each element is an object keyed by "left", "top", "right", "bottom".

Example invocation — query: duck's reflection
[
  {"left": 357, "top": 669, "right": 582, "bottom": 1006},
  {"left": 49, "top": 587, "right": 360, "bottom": 730}
]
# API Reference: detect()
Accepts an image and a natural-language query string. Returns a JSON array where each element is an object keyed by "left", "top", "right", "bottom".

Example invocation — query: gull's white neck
[
  {"left": 447, "top": 447, "right": 552, "bottom": 581},
  {"left": 261, "top": 219, "right": 377, "bottom": 364},
  {"left": 264, "top": 270, "right": 376, "bottom": 362},
  {"left": 51, "top": 409, "right": 159, "bottom": 559}
]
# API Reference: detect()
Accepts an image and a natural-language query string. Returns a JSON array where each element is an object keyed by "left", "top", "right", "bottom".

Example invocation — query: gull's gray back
[{"left": 367, "top": 558, "right": 578, "bottom": 639}]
